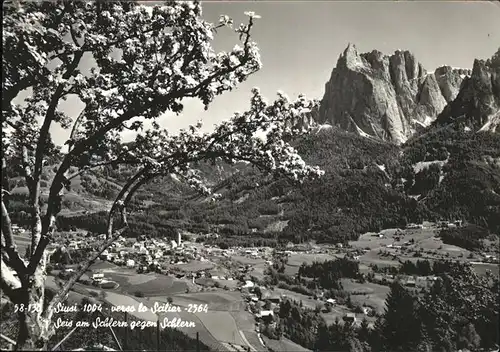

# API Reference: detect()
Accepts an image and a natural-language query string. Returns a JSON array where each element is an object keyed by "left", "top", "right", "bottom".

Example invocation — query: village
[{"left": 10, "top": 219, "right": 500, "bottom": 351}]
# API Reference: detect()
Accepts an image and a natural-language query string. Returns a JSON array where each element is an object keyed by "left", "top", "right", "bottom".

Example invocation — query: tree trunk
[
  {"left": 15, "top": 308, "right": 50, "bottom": 351},
  {"left": 15, "top": 257, "right": 52, "bottom": 351}
]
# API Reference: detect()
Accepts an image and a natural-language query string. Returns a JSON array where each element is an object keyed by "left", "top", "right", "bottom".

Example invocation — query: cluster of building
[
  {"left": 480, "top": 253, "right": 499, "bottom": 263},
  {"left": 95, "top": 233, "right": 204, "bottom": 272},
  {"left": 438, "top": 220, "right": 463, "bottom": 228},
  {"left": 242, "top": 283, "right": 367, "bottom": 331}
]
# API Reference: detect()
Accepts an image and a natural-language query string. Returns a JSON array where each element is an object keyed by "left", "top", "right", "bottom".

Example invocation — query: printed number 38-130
[{"left": 187, "top": 304, "right": 208, "bottom": 313}]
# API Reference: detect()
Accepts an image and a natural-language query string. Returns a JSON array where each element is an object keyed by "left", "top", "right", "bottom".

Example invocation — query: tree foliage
[{"left": 1, "top": 1, "right": 323, "bottom": 349}]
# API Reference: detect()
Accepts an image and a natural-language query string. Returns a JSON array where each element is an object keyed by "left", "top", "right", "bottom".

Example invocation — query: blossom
[{"left": 244, "top": 11, "right": 261, "bottom": 19}]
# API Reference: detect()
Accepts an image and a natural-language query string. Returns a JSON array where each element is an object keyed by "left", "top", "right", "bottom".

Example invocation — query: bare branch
[
  {"left": 106, "top": 169, "right": 146, "bottom": 239},
  {"left": 35, "top": 50, "right": 84, "bottom": 183},
  {"left": 69, "top": 25, "right": 81, "bottom": 48},
  {"left": 67, "top": 108, "right": 87, "bottom": 153}
]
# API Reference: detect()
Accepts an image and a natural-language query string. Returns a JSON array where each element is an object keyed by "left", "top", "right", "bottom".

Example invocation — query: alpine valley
[{"left": 6, "top": 46, "right": 500, "bottom": 246}]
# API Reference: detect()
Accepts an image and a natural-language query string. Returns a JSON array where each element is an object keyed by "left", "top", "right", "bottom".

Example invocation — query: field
[
  {"left": 349, "top": 224, "right": 496, "bottom": 275},
  {"left": 272, "top": 288, "right": 319, "bottom": 310},
  {"left": 471, "top": 262, "right": 499, "bottom": 276},
  {"left": 151, "top": 291, "right": 256, "bottom": 350},
  {"left": 105, "top": 291, "right": 159, "bottom": 321},
  {"left": 196, "top": 311, "right": 246, "bottom": 345},
  {"left": 231, "top": 255, "right": 266, "bottom": 266},
  {"left": 173, "top": 310, "right": 227, "bottom": 351},
  {"left": 262, "top": 336, "right": 311, "bottom": 352},
  {"left": 286, "top": 253, "right": 336, "bottom": 267},
  {"left": 172, "top": 260, "right": 215, "bottom": 272},
  {"left": 341, "top": 279, "right": 390, "bottom": 314},
  {"left": 358, "top": 250, "right": 399, "bottom": 267},
  {"left": 213, "top": 279, "right": 240, "bottom": 289},
  {"left": 89, "top": 260, "right": 121, "bottom": 271},
  {"left": 164, "top": 291, "right": 246, "bottom": 311},
  {"left": 106, "top": 272, "right": 189, "bottom": 296},
  {"left": 249, "top": 263, "right": 268, "bottom": 281}
]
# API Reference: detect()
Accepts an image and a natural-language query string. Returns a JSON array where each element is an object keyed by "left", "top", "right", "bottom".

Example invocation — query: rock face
[
  {"left": 286, "top": 104, "right": 320, "bottom": 131},
  {"left": 317, "top": 44, "right": 471, "bottom": 144},
  {"left": 436, "top": 50, "right": 500, "bottom": 132}
]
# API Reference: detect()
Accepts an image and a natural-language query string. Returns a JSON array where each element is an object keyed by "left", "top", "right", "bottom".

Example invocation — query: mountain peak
[
  {"left": 344, "top": 43, "right": 358, "bottom": 56},
  {"left": 338, "top": 43, "right": 363, "bottom": 70},
  {"left": 319, "top": 46, "right": 469, "bottom": 144},
  {"left": 436, "top": 50, "right": 500, "bottom": 131}
]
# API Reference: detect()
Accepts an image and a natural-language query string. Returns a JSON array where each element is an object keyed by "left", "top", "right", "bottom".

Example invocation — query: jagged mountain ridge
[
  {"left": 317, "top": 44, "right": 471, "bottom": 144},
  {"left": 435, "top": 50, "right": 500, "bottom": 132}
]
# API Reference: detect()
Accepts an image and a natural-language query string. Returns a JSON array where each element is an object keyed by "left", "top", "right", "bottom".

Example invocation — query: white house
[
  {"left": 257, "top": 310, "right": 274, "bottom": 319},
  {"left": 242, "top": 280, "right": 255, "bottom": 288},
  {"left": 171, "top": 240, "right": 178, "bottom": 249},
  {"left": 126, "top": 259, "right": 135, "bottom": 268}
]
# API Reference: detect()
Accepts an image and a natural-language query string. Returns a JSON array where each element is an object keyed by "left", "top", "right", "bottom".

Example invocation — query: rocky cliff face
[
  {"left": 286, "top": 104, "right": 320, "bottom": 131},
  {"left": 436, "top": 50, "right": 500, "bottom": 133},
  {"left": 317, "top": 44, "right": 471, "bottom": 144}
]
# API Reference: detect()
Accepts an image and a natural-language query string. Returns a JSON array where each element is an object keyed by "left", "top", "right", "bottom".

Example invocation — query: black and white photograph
[{"left": 1, "top": 0, "right": 499, "bottom": 351}]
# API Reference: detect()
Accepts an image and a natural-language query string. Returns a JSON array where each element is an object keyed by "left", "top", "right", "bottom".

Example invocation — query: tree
[
  {"left": 418, "top": 262, "right": 498, "bottom": 350},
  {"left": 458, "top": 323, "right": 481, "bottom": 351},
  {"left": 1, "top": 1, "right": 323, "bottom": 349},
  {"left": 379, "top": 281, "right": 422, "bottom": 352},
  {"left": 358, "top": 317, "right": 370, "bottom": 342}
]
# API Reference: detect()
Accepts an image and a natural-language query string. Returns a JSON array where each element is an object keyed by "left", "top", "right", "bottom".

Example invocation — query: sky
[{"left": 17, "top": 0, "right": 500, "bottom": 146}]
